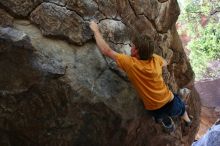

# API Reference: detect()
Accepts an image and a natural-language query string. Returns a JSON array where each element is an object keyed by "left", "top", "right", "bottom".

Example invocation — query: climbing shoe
[
  {"left": 161, "top": 116, "right": 175, "bottom": 133},
  {"left": 185, "top": 120, "right": 192, "bottom": 127},
  {"left": 185, "top": 115, "right": 193, "bottom": 127}
]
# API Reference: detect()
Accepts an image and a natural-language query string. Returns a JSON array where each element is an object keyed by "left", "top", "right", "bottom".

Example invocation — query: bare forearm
[
  {"left": 162, "top": 50, "right": 173, "bottom": 66},
  {"left": 93, "top": 30, "right": 112, "bottom": 55},
  {"left": 90, "top": 21, "right": 117, "bottom": 60}
]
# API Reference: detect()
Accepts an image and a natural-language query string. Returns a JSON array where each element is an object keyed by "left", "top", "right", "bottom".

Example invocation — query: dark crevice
[
  {"left": 91, "top": 67, "right": 108, "bottom": 91},
  {"left": 138, "top": 13, "right": 158, "bottom": 32},
  {"left": 98, "top": 17, "right": 122, "bottom": 23},
  {"left": 67, "top": 8, "right": 86, "bottom": 21},
  {"left": 95, "top": 67, "right": 108, "bottom": 81},
  {"left": 120, "top": 14, "right": 135, "bottom": 30},
  {"left": 114, "top": 3, "right": 120, "bottom": 20},
  {"left": 108, "top": 40, "right": 129, "bottom": 46},
  {"left": 102, "top": 56, "right": 125, "bottom": 81},
  {"left": 109, "top": 66, "right": 129, "bottom": 82},
  {"left": 120, "top": 10, "right": 131, "bottom": 20},
  {"left": 127, "top": 0, "right": 138, "bottom": 17},
  {"left": 103, "top": 56, "right": 109, "bottom": 67},
  {"left": 27, "top": 2, "right": 44, "bottom": 18}
]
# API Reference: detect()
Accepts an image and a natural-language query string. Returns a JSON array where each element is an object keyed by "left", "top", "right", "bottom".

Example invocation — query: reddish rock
[{"left": 195, "top": 79, "right": 220, "bottom": 138}]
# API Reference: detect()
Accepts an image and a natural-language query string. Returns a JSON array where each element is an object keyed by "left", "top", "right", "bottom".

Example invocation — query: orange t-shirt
[{"left": 116, "top": 53, "right": 173, "bottom": 110}]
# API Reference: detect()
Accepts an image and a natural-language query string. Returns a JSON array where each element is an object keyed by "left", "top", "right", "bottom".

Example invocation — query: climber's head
[
  {"left": 130, "top": 42, "right": 139, "bottom": 59},
  {"left": 131, "top": 35, "right": 155, "bottom": 60}
]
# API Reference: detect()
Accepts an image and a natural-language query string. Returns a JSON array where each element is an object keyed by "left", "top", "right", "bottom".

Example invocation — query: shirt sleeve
[
  {"left": 115, "top": 53, "right": 132, "bottom": 73},
  {"left": 153, "top": 54, "right": 165, "bottom": 67}
]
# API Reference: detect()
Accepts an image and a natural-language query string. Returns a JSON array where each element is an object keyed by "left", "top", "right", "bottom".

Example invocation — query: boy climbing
[{"left": 89, "top": 21, "right": 192, "bottom": 132}]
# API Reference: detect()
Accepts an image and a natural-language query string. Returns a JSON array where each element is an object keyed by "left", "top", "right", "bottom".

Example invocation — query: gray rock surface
[{"left": 192, "top": 120, "right": 220, "bottom": 146}]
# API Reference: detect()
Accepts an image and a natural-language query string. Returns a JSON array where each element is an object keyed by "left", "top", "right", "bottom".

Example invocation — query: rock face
[
  {"left": 0, "top": 0, "right": 200, "bottom": 146},
  {"left": 195, "top": 79, "right": 220, "bottom": 139}
]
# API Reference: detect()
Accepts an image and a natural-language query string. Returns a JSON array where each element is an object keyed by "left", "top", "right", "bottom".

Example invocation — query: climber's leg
[
  {"left": 181, "top": 111, "right": 192, "bottom": 126},
  {"left": 149, "top": 101, "right": 175, "bottom": 132},
  {"left": 167, "top": 93, "right": 192, "bottom": 126},
  {"left": 181, "top": 111, "right": 191, "bottom": 122},
  {"left": 167, "top": 94, "right": 186, "bottom": 117}
]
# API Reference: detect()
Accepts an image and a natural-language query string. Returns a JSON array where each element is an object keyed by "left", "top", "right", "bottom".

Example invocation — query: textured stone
[
  {"left": 0, "top": 79, "right": 125, "bottom": 146},
  {"left": 155, "top": 0, "right": 180, "bottom": 33},
  {"left": 116, "top": 0, "right": 134, "bottom": 19},
  {"left": 129, "top": 0, "right": 160, "bottom": 20},
  {"left": 125, "top": 88, "right": 201, "bottom": 146},
  {"left": 95, "top": 0, "right": 118, "bottom": 18},
  {"left": 45, "top": 0, "right": 68, "bottom": 6},
  {"left": 123, "top": 14, "right": 157, "bottom": 39},
  {"left": 0, "top": 25, "right": 130, "bottom": 145},
  {"left": 195, "top": 78, "right": 220, "bottom": 138},
  {"left": 170, "top": 26, "right": 194, "bottom": 88},
  {"left": 66, "top": 0, "right": 105, "bottom": 20},
  {"left": 30, "top": 2, "right": 92, "bottom": 45},
  {"left": 99, "top": 19, "right": 129, "bottom": 44},
  {"left": 0, "top": 9, "right": 13, "bottom": 27},
  {"left": 0, "top": 0, "right": 42, "bottom": 17},
  {"left": 0, "top": 27, "right": 40, "bottom": 94}
]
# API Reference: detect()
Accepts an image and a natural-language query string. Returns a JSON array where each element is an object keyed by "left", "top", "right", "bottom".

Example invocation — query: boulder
[
  {"left": 0, "top": 0, "right": 200, "bottom": 145},
  {"left": 0, "top": 0, "right": 42, "bottom": 17}
]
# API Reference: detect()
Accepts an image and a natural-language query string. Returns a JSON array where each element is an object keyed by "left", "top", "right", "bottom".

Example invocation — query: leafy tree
[
  {"left": 178, "top": 0, "right": 220, "bottom": 80},
  {"left": 188, "top": 23, "right": 220, "bottom": 79}
]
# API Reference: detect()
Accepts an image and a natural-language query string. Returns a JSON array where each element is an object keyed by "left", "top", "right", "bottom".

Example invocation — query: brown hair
[{"left": 132, "top": 35, "right": 155, "bottom": 60}]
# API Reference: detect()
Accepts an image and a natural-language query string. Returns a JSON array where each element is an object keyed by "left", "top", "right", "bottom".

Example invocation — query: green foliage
[
  {"left": 178, "top": 0, "right": 220, "bottom": 80},
  {"left": 188, "top": 23, "right": 220, "bottom": 79}
]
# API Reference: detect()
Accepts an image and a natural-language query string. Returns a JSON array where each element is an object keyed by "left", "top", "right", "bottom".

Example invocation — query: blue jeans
[{"left": 149, "top": 94, "right": 185, "bottom": 121}]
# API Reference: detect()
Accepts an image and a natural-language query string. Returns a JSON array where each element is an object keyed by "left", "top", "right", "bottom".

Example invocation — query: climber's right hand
[{"left": 90, "top": 21, "right": 99, "bottom": 33}]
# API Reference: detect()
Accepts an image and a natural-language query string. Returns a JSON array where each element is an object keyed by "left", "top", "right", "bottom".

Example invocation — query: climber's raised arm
[
  {"left": 90, "top": 21, "right": 117, "bottom": 61},
  {"left": 162, "top": 58, "right": 168, "bottom": 67}
]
